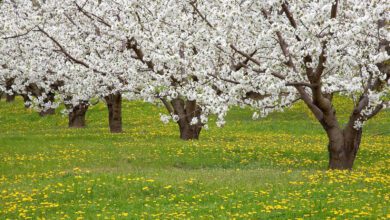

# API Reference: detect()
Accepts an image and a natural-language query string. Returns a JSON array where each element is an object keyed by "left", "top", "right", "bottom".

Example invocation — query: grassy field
[{"left": 0, "top": 97, "right": 389, "bottom": 219}]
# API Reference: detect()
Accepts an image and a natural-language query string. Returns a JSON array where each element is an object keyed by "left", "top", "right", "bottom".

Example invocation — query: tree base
[
  {"left": 327, "top": 128, "right": 362, "bottom": 170},
  {"left": 105, "top": 94, "right": 123, "bottom": 133},
  {"left": 179, "top": 126, "right": 201, "bottom": 140},
  {"left": 328, "top": 159, "right": 354, "bottom": 170},
  {"left": 109, "top": 126, "right": 123, "bottom": 133},
  {"left": 68, "top": 104, "right": 88, "bottom": 128},
  {"left": 6, "top": 94, "right": 15, "bottom": 103}
]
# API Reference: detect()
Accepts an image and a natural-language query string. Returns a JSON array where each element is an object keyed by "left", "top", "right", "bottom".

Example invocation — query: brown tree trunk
[
  {"left": 21, "top": 94, "right": 31, "bottom": 108},
  {"left": 168, "top": 99, "right": 203, "bottom": 140},
  {"left": 39, "top": 92, "right": 56, "bottom": 116},
  {"left": 178, "top": 122, "right": 202, "bottom": 140},
  {"left": 6, "top": 94, "right": 15, "bottom": 102},
  {"left": 105, "top": 93, "right": 122, "bottom": 133},
  {"left": 327, "top": 127, "right": 362, "bottom": 170},
  {"left": 68, "top": 103, "right": 88, "bottom": 128},
  {"left": 5, "top": 78, "right": 15, "bottom": 102}
]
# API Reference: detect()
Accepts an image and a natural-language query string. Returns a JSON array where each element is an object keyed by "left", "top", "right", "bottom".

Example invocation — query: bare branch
[
  {"left": 64, "top": 13, "right": 78, "bottom": 27},
  {"left": 256, "top": 69, "right": 286, "bottom": 80},
  {"left": 366, "top": 102, "right": 387, "bottom": 120},
  {"left": 230, "top": 45, "right": 261, "bottom": 66},
  {"left": 189, "top": 0, "right": 214, "bottom": 28},
  {"left": 37, "top": 27, "right": 90, "bottom": 68},
  {"left": 207, "top": 73, "right": 240, "bottom": 84},
  {"left": 296, "top": 87, "right": 324, "bottom": 120},
  {"left": 2, "top": 26, "right": 37, "bottom": 40},
  {"left": 74, "top": 2, "right": 112, "bottom": 28},
  {"left": 353, "top": 95, "right": 369, "bottom": 114},
  {"left": 331, "top": 0, "right": 339, "bottom": 19},
  {"left": 232, "top": 50, "right": 257, "bottom": 71},
  {"left": 314, "top": 42, "right": 328, "bottom": 77},
  {"left": 159, "top": 97, "right": 174, "bottom": 114},
  {"left": 286, "top": 82, "right": 319, "bottom": 88},
  {"left": 275, "top": 32, "right": 298, "bottom": 73},
  {"left": 127, "top": 37, "right": 159, "bottom": 74},
  {"left": 281, "top": 2, "right": 297, "bottom": 29}
]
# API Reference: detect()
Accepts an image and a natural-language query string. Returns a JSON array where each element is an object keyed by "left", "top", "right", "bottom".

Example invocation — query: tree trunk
[
  {"left": 105, "top": 93, "right": 122, "bottom": 133},
  {"left": 178, "top": 122, "right": 202, "bottom": 140},
  {"left": 68, "top": 103, "right": 88, "bottom": 128},
  {"left": 21, "top": 94, "right": 31, "bottom": 108},
  {"left": 39, "top": 92, "right": 56, "bottom": 116},
  {"left": 5, "top": 78, "right": 15, "bottom": 102},
  {"left": 169, "top": 99, "right": 203, "bottom": 140},
  {"left": 6, "top": 94, "right": 15, "bottom": 102},
  {"left": 327, "top": 127, "right": 363, "bottom": 170}
]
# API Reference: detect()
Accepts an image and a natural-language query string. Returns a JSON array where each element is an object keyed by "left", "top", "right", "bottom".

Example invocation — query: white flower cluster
[{"left": 0, "top": 0, "right": 388, "bottom": 129}]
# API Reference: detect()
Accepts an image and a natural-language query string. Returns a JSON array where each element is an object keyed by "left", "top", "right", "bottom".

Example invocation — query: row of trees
[{"left": 0, "top": 0, "right": 389, "bottom": 170}]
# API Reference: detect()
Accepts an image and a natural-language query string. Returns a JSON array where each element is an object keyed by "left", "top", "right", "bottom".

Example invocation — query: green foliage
[{"left": 0, "top": 97, "right": 389, "bottom": 219}]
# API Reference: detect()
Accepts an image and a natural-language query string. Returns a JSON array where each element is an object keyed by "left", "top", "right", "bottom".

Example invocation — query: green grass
[{"left": 0, "top": 97, "right": 389, "bottom": 219}]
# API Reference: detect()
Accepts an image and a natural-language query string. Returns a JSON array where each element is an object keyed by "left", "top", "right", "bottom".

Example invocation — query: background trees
[{"left": 0, "top": 0, "right": 389, "bottom": 169}]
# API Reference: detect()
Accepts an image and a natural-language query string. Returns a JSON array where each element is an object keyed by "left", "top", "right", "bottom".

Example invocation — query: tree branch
[
  {"left": 2, "top": 26, "right": 37, "bottom": 40},
  {"left": 230, "top": 45, "right": 285, "bottom": 80},
  {"left": 353, "top": 95, "right": 369, "bottom": 114},
  {"left": 296, "top": 87, "right": 324, "bottom": 120},
  {"left": 37, "top": 27, "right": 90, "bottom": 68},
  {"left": 232, "top": 50, "right": 257, "bottom": 71},
  {"left": 286, "top": 82, "right": 319, "bottom": 88},
  {"left": 331, "top": 0, "right": 339, "bottom": 19},
  {"left": 207, "top": 73, "right": 240, "bottom": 84},
  {"left": 159, "top": 97, "right": 174, "bottom": 114},
  {"left": 366, "top": 103, "right": 384, "bottom": 120},
  {"left": 74, "top": 2, "right": 112, "bottom": 28},
  {"left": 189, "top": 0, "right": 214, "bottom": 28},
  {"left": 127, "top": 37, "right": 162, "bottom": 75},
  {"left": 230, "top": 44, "right": 261, "bottom": 66},
  {"left": 281, "top": 2, "right": 302, "bottom": 42}
]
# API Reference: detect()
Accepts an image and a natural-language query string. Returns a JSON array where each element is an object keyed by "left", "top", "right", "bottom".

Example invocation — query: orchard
[{"left": 0, "top": 0, "right": 389, "bottom": 219}]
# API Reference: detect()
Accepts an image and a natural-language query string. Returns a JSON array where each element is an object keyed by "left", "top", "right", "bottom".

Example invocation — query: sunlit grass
[{"left": 0, "top": 97, "right": 389, "bottom": 219}]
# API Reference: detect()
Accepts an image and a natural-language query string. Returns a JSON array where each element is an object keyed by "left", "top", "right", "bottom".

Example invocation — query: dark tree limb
[
  {"left": 286, "top": 82, "right": 319, "bottom": 88},
  {"left": 230, "top": 45, "right": 261, "bottom": 66},
  {"left": 331, "top": 0, "right": 339, "bottom": 19},
  {"left": 189, "top": 0, "right": 214, "bottom": 28}
]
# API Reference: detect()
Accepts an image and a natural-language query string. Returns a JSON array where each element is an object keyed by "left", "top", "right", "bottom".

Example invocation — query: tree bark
[
  {"left": 5, "top": 78, "right": 15, "bottom": 103},
  {"left": 327, "top": 127, "right": 362, "bottom": 170},
  {"left": 178, "top": 121, "right": 202, "bottom": 140},
  {"left": 21, "top": 94, "right": 31, "bottom": 108},
  {"left": 105, "top": 93, "right": 122, "bottom": 133},
  {"left": 169, "top": 98, "right": 203, "bottom": 140},
  {"left": 6, "top": 94, "right": 15, "bottom": 102},
  {"left": 68, "top": 103, "right": 89, "bottom": 128}
]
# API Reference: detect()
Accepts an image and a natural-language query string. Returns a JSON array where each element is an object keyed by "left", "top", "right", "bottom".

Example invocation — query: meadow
[{"left": 0, "top": 97, "right": 389, "bottom": 219}]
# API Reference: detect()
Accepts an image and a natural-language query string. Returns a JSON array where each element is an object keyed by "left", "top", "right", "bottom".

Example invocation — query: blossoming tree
[
  {"left": 1, "top": 0, "right": 228, "bottom": 138},
  {"left": 0, "top": 0, "right": 63, "bottom": 115},
  {"left": 52, "top": 0, "right": 228, "bottom": 139},
  {"left": 2, "top": 0, "right": 389, "bottom": 167},
  {"left": 121, "top": 0, "right": 229, "bottom": 139},
  {"left": 211, "top": 0, "right": 390, "bottom": 169},
  {"left": 0, "top": 0, "right": 142, "bottom": 130}
]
